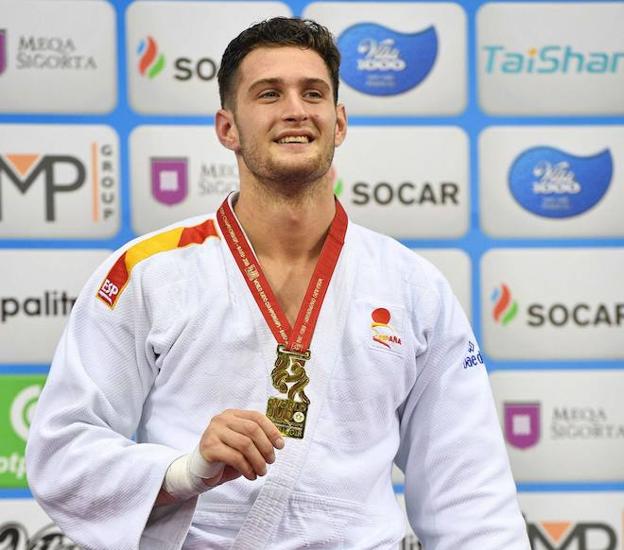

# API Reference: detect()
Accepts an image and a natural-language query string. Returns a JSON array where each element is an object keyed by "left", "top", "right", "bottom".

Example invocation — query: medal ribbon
[{"left": 217, "top": 194, "right": 348, "bottom": 353}]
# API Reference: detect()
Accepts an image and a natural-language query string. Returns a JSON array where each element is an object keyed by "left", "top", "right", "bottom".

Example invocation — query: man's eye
[
  {"left": 305, "top": 90, "right": 323, "bottom": 99},
  {"left": 259, "top": 90, "right": 279, "bottom": 99}
]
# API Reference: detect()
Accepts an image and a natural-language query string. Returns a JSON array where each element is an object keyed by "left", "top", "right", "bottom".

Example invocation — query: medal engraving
[
  {"left": 266, "top": 397, "right": 308, "bottom": 439},
  {"left": 266, "top": 345, "right": 311, "bottom": 439}
]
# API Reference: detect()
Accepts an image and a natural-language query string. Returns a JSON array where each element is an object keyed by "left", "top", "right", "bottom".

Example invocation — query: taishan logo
[
  {"left": 0, "top": 145, "right": 116, "bottom": 223},
  {"left": 491, "top": 284, "right": 518, "bottom": 325},
  {"left": 138, "top": 36, "right": 165, "bottom": 79},
  {"left": 526, "top": 519, "right": 617, "bottom": 550},
  {"left": 370, "top": 307, "right": 402, "bottom": 349},
  {"left": 483, "top": 44, "right": 624, "bottom": 75}
]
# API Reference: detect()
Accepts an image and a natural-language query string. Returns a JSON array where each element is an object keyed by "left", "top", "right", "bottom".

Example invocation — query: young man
[{"left": 27, "top": 17, "right": 530, "bottom": 549}]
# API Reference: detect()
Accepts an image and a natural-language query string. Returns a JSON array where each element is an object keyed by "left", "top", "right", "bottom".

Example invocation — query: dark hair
[{"left": 217, "top": 17, "right": 341, "bottom": 108}]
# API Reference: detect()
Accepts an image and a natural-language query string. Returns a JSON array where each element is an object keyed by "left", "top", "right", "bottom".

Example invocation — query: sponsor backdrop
[{"left": 0, "top": 0, "right": 623, "bottom": 545}]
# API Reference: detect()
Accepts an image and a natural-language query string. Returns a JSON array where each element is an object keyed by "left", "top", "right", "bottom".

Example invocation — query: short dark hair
[{"left": 217, "top": 17, "right": 341, "bottom": 108}]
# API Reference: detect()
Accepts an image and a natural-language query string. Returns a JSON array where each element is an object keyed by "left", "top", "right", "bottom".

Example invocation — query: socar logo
[
  {"left": 491, "top": 284, "right": 518, "bottom": 326},
  {"left": 138, "top": 36, "right": 165, "bottom": 79},
  {"left": 509, "top": 146, "right": 613, "bottom": 218},
  {"left": 337, "top": 23, "right": 438, "bottom": 96}
]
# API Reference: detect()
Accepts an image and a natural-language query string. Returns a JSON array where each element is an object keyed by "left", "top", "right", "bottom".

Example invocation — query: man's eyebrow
[{"left": 247, "top": 77, "right": 331, "bottom": 93}]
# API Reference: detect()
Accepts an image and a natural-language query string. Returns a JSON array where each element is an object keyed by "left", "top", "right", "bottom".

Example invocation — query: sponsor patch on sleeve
[{"left": 97, "top": 219, "right": 218, "bottom": 308}]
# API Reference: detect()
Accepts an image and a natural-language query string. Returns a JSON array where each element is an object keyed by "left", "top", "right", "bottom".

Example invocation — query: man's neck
[{"left": 233, "top": 177, "right": 336, "bottom": 265}]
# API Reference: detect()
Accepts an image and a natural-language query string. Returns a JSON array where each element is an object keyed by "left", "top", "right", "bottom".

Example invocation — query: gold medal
[
  {"left": 266, "top": 345, "right": 311, "bottom": 439},
  {"left": 218, "top": 196, "right": 348, "bottom": 440}
]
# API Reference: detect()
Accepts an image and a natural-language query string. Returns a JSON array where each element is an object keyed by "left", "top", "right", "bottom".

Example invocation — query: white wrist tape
[{"left": 163, "top": 446, "right": 225, "bottom": 500}]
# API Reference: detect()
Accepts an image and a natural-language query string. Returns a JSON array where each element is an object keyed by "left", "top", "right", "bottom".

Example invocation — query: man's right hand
[{"left": 198, "top": 409, "right": 285, "bottom": 483}]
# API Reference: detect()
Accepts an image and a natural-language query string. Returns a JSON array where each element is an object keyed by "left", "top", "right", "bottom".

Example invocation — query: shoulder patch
[{"left": 97, "top": 219, "right": 218, "bottom": 308}]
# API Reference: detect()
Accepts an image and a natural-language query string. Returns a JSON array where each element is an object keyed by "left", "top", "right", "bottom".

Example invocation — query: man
[{"left": 27, "top": 17, "right": 530, "bottom": 549}]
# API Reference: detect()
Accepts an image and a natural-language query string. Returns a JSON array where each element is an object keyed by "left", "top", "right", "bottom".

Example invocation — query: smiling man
[{"left": 26, "top": 17, "right": 529, "bottom": 550}]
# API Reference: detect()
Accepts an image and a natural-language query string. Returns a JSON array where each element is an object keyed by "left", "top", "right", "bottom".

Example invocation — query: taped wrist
[{"left": 163, "top": 446, "right": 225, "bottom": 500}]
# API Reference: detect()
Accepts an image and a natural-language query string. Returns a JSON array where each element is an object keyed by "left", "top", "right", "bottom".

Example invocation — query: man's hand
[
  {"left": 199, "top": 409, "right": 285, "bottom": 483},
  {"left": 157, "top": 409, "right": 285, "bottom": 505}
]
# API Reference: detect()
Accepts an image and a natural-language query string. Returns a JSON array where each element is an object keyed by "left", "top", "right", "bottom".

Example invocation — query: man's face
[{"left": 220, "top": 46, "right": 346, "bottom": 189}]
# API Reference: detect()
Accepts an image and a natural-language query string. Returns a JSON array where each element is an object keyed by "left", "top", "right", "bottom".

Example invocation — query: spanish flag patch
[{"left": 97, "top": 219, "right": 219, "bottom": 308}]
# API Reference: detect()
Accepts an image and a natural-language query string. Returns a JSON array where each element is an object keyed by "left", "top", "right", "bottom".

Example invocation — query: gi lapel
[{"left": 232, "top": 233, "right": 355, "bottom": 549}]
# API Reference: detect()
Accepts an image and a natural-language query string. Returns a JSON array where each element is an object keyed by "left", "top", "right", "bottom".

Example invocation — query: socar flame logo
[
  {"left": 337, "top": 23, "right": 438, "bottom": 96},
  {"left": 491, "top": 284, "right": 518, "bottom": 326},
  {"left": 509, "top": 146, "right": 612, "bottom": 218},
  {"left": 137, "top": 36, "right": 165, "bottom": 79}
]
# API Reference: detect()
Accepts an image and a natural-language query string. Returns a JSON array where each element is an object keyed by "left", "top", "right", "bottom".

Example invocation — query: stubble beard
[{"left": 237, "top": 131, "right": 336, "bottom": 199}]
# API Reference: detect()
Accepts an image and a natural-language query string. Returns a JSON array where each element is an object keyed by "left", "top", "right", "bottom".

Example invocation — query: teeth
[{"left": 278, "top": 136, "right": 310, "bottom": 144}]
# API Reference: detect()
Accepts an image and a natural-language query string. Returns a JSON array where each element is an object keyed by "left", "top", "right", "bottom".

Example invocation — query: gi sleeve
[
  {"left": 394, "top": 266, "right": 530, "bottom": 550},
  {"left": 25, "top": 252, "right": 196, "bottom": 550}
]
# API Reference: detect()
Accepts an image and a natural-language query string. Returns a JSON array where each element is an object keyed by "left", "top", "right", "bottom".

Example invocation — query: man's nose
[{"left": 281, "top": 92, "right": 309, "bottom": 122}]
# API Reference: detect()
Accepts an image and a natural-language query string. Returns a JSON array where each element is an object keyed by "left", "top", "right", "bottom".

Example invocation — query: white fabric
[
  {"left": 26, "top": 208, "right": 530, "bottom": 550},
  {"left": 163, "top": 447, "right": 225, "bottom": 500}
]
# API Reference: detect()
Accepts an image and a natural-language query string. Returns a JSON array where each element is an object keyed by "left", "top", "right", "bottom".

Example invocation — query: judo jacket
[{"left": 26, "top": 205, "right": 530, "bottom": 550}]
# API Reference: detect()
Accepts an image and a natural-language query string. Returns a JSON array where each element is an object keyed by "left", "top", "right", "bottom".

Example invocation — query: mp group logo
[
  {"left": 126, "top": 2, "right": 292, "bottom": 114},
  {"left": 509, "top": 146, "right": 613, "bottom": 219},
  {"left": 0, "top": 250, "right": 109, "bottom": 363},
  {"left": 0, "top": 376, "right": 45, "bottom": 488},
  {"left": 302, "top": 3, "right": 466, "bottom": 115},
  {"left": 504, "top": 402, "right": 540, "bottom": 450},
  {"left": 337, "top": 22, "right": 437, "bottom": 96},
  {"left": 477, "top": 3, "right": 624, "bottom": 114},
  {"left": 332, "top": 126, "right": 468, "bottom": 238},
  {"left": 491, "top": 371, "right": 624, "bottom": 481},
  {"left": 0, "top": 0, "right": 116, "bottom": 113},
  {"left": 520, "top": 493, "right": 624, "bottom": 550},
  {"left": 131, "top": 126, "right": 240, "bottom": 234},
  {"left": 480, "top": 126, "right": 624, "bottom": 238},
  {"left": 0, "top": 125, "right": 119, "bottom": 238},
  {"left": 527, "top": 519, "right": 617, "bottom": 550},
  {"left": 482, "top": 249, "right": 624, "bottom": 360}
]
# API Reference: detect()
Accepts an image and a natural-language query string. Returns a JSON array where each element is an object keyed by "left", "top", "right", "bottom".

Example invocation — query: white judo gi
[{"left": 26, "top": 201, "right": 530, "bottom": 550}]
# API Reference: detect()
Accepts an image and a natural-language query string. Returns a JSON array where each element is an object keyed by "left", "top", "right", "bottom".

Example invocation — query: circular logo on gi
[
  {"left": 293, "top": 411, "right": 305, "bottom": 423},
  {"left": 10, "top": 385, "right": 42, "bottom": 441}
]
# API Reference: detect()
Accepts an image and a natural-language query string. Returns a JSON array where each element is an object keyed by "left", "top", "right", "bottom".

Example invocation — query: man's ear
[
  {"left": 334, "top": 103, "right": 347, "bottom": 147},
  {"left": 215, "top": 109, "right": 240, "bottom": 152}
]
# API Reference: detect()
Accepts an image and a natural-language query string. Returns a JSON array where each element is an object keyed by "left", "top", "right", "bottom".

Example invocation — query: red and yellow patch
[{"left": 97, "top": 219, "right": 219, "bottom": 308}]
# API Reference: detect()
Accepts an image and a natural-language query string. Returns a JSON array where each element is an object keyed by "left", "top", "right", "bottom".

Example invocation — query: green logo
[
  {"left": 333, "top": 178, "right": 344, "bottom": 197},
  {"left": 0, "top": 375, "right": 46, "bottom": 488}
]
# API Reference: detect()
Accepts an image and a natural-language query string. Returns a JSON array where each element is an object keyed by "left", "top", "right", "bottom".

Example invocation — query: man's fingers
[
  {"left": 220, "top": 427, "right": 269, "bottom": 476},
  {"left": 199, "top": 409, "right": 286, "bottom": 484},
  {"left": 212, "top": 446, "right": 257, "bottom": 481},
  {"left": 232, "top": 410, "right": 285, "bottom": 449}
]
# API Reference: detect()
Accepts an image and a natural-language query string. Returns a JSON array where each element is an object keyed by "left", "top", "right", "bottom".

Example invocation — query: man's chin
[{"left": 266, "top": 161, "right": 329, "bottom": 187}]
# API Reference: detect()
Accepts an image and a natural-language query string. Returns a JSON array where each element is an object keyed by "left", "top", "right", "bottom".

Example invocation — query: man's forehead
[{"left": 237, "top": 46, "right": 331, "bottom": 87}]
